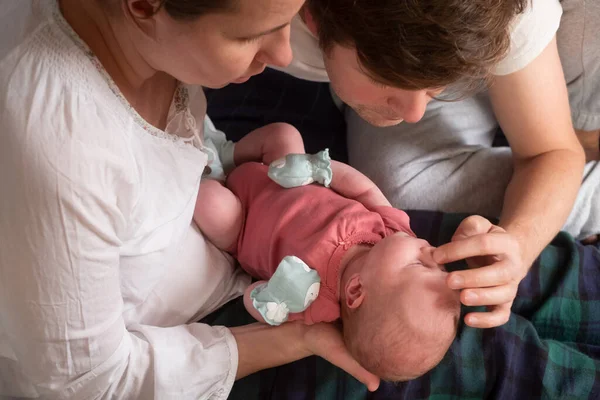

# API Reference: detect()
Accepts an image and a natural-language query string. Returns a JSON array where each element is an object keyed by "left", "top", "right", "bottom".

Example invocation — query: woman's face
[{"left": 137, "top": 0, "right": 304, "bottom": 88}]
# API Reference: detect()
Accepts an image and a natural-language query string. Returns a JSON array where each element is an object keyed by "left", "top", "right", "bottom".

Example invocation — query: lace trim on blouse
[{"left": 51, "top": 1, "right": 201, "bottom": 147}]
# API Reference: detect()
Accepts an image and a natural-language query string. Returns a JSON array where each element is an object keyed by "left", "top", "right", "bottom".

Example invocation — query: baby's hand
[
  {"left": 268, "top": 149, "right": 333, "bottom": 188},
  {"left": 432, "top": 216, "right": 527, "bottom": 328}
]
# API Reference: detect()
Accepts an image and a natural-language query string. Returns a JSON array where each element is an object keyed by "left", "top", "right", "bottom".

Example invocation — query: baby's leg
[
  {"left": 193, "top": 179, "right": 242, "bottom": 250},
  {"left": 234, "top": 122, "right": 305, "bottom": 166}
]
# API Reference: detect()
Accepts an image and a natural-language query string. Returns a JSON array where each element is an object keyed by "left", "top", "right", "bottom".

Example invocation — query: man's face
[{"left": 323, "top": 45, "right": 443, "bottom": 127}]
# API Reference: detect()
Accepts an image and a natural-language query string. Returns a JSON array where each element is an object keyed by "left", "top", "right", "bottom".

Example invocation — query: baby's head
[{"left": 340, "top": 232, "right": 461, "bottom": 381}]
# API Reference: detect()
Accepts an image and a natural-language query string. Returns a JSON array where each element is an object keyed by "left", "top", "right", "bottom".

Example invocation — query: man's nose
[{"left": 386, "top": 90, "right": 430, "bottom": 123}]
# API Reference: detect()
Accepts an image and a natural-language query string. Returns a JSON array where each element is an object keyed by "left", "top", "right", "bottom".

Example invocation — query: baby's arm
[
  {"left": 330, "top": 161, "right": 392, "bottom": 209},
  {"left": 234, "top": 123, "right": 305, "bottom": 166}
]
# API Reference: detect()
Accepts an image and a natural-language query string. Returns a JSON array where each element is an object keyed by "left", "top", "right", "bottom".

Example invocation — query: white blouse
[{"left": 0, "top": 1, "right": 250, "bottom": 398}]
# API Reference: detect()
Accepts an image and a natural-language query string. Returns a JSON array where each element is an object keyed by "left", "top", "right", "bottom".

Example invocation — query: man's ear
[
  {"left": 300, "top": 6, "right": 319, "bottom": 36},
  {"left": 344, "top": 274, "right": 366, "bottom": 310}
]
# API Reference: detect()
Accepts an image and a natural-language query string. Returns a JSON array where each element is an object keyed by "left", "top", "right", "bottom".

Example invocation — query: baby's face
[{"left": 363, "top": 232, "right": 460, "bottom": 318}]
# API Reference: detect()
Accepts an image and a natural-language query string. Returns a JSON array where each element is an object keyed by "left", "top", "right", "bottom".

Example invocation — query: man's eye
[{"left": 367, "top": 76, "right": 388, "bottom": 89}]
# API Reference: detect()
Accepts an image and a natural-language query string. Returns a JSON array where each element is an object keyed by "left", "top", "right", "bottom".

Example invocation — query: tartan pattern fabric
[{"left": 204, "top": 211, "right": 600, "bottom": 400}]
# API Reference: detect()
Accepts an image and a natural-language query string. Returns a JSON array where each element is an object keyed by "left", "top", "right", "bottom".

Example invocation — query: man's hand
[
  {"left": 303, "top": 322, "right": 380, "bottom": 391},
  {"left": 432, "top": 216, "right": 528, "bottom": 328}
]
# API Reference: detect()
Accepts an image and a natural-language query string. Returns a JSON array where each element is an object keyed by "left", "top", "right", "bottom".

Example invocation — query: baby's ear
[{"left": 344, "top": 274, "right": 365, "bottom": 310}]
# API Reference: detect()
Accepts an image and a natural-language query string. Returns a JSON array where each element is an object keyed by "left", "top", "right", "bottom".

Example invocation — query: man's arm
[
  {"left": 490, "top": 36, "right": 584, "bottom": 266},
  {"left": 433, "top": 37, "right": 585, "bottom": 328},
  {"left": 329, "top": 160, "right": 392, "bottom": 208}
]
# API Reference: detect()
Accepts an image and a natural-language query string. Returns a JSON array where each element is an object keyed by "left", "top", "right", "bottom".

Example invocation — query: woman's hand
[
  {"left": 232, "top": 321, "right": 380, "bottom": 391},
  {"left": 432, "top": 216, "right": 529, "bottom": 328},
  {"left": 303, "top": 322, "right": 380, "bottom": 391}
]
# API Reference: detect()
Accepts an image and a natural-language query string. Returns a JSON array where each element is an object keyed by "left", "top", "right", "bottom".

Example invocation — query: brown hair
[
  {"left": 306, "top": 0, "right": 528, "bottom": 92},
  {"left": 104, "top": 0, "right": 237, "bottom": 19},
  {"left": 157, "top": 0, "right": 237, "bottom": 20}
]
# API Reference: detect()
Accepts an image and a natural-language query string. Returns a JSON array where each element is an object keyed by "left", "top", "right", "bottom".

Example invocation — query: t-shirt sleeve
[
  {"left": 0, "top": 90, "right": 237, "bottom": 399},
  {"left": 492, "top": 0, "right": 562, "bottom": 76}
]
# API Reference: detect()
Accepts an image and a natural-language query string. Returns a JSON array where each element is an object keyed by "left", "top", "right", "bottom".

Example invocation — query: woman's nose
[
  {"left": 386, "top": 90, "right": 430, "bottom": 123},
  {"left": 256, "top": 26, "right": 293, "bottom": 68}
]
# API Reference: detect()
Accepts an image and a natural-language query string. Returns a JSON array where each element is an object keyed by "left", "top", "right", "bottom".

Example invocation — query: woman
[{"left": 0, "top": 0, "right": 379, "bottom": 398}]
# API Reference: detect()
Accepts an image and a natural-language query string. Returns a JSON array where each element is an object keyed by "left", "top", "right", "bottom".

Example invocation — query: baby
[{"left": 196, "top": 121, "right": 461, "bottom": 382}]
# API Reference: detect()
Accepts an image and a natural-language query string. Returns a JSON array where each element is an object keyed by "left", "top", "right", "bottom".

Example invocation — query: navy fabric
[{"left": 205, "top": 68, "right": 349, "bottom": 163}]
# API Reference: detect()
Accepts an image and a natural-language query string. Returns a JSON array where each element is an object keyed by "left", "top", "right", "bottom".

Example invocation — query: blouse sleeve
[
  {"left": 0, "top": 97, "right": 237, "bottom": 400},
  {"left": 203, "top": 116, "right": 236, "bottom": 173}
]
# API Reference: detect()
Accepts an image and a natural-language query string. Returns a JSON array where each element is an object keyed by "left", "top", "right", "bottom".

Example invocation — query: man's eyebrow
[{"left": 238, "top": 22, "right": 289, "bottom": 40}]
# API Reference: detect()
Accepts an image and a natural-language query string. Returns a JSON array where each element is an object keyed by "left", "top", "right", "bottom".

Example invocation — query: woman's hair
[
  {"left": 157, "top": 0, "right": 238, "bottom": 20},
  {"left": 104, "top": 0, "right": 237, "bottom": 19},
  {"left": 306, "top": 0, "right": 528, "bottom": 93}
]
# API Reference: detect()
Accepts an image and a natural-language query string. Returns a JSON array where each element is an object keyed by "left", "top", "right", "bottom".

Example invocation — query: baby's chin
[{"left": 394, "top": 232, "right": 412, "bottom": 238}]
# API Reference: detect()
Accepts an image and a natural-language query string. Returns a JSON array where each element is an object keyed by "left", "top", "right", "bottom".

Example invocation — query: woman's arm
[
  {"left": 434, "top": 37, "right": 586, "bottom": 328},
  {"left": 231, "top": 321, "right": 380, "bottom": 391}
]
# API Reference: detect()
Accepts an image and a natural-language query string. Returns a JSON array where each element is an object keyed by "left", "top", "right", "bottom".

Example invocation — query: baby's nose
[{"left": 421, "top": 247, "right": 445, "bottom": 270}]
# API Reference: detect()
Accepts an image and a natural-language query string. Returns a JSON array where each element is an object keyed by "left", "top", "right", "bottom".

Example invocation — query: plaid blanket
[{"left": 204, "top": 210, "right": 600, "bottom": 400}]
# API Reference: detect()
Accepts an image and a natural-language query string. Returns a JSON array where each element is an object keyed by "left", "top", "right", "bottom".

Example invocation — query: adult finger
[
  {"left": 460, "top": 284, "right": 519, "bottom": 307},
  {"left": 463, "top": 303, "right": 512, "bottom": 328},
  {"left": 433, "top": 232, "right": 516, "bottom": 264},
  {"left": 309, "top": 324, "right": 380, "bottom": 391},
  {"left": 451, "top": 215, "right": 494, "bottom": 241},
  {"left": 446, "top": 260, "right": 518, "bottom": 289}
]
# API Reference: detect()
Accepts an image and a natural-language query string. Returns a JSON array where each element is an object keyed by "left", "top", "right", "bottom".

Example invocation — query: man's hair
[{"left": 306, "top": 0, "right": 528, "bottom": 92}]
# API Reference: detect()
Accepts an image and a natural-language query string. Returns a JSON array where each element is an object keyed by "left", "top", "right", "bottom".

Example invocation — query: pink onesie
[{"left": 226, "top": 162, "right": 415, "bottom": 325}]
